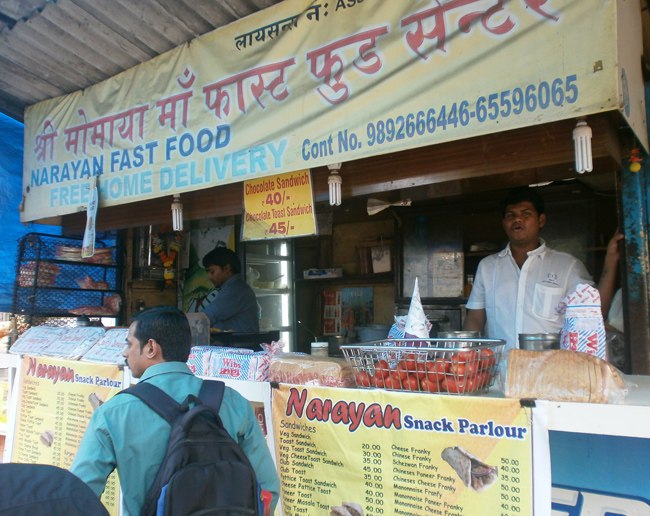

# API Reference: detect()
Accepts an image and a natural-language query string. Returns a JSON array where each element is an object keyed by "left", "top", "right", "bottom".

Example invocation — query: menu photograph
[{"left": 272, "top": 385, "right": 532, "bottom": 516}]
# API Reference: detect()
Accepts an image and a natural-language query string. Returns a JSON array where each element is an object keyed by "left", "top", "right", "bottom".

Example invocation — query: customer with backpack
[{"left": 71, "top": 305, "right": 280, "bottom": 515}]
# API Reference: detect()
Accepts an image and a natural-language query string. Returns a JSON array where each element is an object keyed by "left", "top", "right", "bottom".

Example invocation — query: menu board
[
  {"left": 242, "top": 170, "right": 317, "bottom": 240},
  {"left": 272, "top": 385, "right": 532, "bottom": 515},
  {"left": 9, "top": 356, "right": 124, "bottom": 515}
]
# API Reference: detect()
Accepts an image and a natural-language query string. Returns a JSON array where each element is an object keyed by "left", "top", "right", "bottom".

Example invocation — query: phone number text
[{"left": 366, "top": 75, "right": 578, "bottom": 147}]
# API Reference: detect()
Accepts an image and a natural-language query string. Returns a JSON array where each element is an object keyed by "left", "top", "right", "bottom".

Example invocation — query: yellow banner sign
[
  {"left": 272, "top": 384, "right": 532, "bottom": 515},
  {"left": 10, "top": 356, "right": 124, "bottom": 515},
  {"left": 242, "top": 170, "right": 316, "bottom": 240},
  {"left": 22, "top": 0, "right": 639, "bottom": 221}
]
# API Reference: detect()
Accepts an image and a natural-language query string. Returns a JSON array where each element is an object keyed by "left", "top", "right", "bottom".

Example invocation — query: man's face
[
  {"left": 206, "top": 264, "right": 230, "bottom": 288},
  {"left": 123, "top": 322, "right": 148, "bottom": 378},
  {"left": 502, "top": 201, "right": 546, "bottom": 247}
]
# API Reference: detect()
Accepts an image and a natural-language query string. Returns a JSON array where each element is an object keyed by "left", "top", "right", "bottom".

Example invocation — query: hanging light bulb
[
  {"left": 171, "top": 194, "right": 183, "bottom": 231},
  {"left": 327, "top": 163, "right": 342, "bottom": 206},
  {"left": 573, "top": 118, "right": 593, "bottom": 173}
]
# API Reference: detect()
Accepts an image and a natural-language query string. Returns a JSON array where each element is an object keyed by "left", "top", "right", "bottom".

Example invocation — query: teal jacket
[{"left": 70, "top": 362, "right": 280, "bottom": 515}]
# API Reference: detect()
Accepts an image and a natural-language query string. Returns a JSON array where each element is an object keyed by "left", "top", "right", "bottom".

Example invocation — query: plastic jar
[{"left": 310, "top": 341, "right": 329, "bottom": 357}]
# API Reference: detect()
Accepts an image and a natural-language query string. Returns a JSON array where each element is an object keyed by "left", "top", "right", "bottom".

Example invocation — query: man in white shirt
[{"left": 464, "top": 187, "right": 621, "bottom": 350}]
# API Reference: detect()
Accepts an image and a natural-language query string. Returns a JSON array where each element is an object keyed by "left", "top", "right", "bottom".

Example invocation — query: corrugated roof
[{"left": 0, "top": 0, "right": 283, "bottom": 121}]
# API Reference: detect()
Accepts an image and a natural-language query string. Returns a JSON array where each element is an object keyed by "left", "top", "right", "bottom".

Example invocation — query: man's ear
[
  {"left": 146, "top": 339, "right": 161, "bottom": 359},
  {"left": 539, "top": 213, "right": 547, "bottom": 229}
]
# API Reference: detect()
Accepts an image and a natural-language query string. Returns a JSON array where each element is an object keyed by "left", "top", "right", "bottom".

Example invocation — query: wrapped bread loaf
[
  {"left": 269, "top": 353, "right": 355, "bottom": 387},
  {"left": 505, "top": 349, "right": 626, "bottom": 403}
]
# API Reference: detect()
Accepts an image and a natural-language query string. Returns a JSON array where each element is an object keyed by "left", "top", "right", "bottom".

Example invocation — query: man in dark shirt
[{"left": 200, "top": 247, "right": 260, "bottom": 333}]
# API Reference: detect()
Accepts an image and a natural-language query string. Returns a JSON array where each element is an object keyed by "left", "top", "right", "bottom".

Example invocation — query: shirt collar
[
  {"left": 499, "top": 238, "right": 547, "bottom": 258},
  {"left": 139, "top": 361, "right": 194, "bottom": 382},
  {"left": 218, "top": 273, "right": 241, "bottom": 290}
]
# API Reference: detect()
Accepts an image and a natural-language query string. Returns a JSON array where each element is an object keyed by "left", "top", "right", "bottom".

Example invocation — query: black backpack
[{"left": 121, "top": 380, "right": 263, "bottom": 516}]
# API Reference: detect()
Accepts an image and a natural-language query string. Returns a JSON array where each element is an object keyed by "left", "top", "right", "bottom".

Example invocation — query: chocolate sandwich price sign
[{"left": 272, "top": 385, "right": 532, "bottom": 515}]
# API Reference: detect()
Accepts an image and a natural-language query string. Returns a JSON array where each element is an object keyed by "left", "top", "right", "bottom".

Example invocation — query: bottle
[{"left": 464, "top": 274, "right": 474, "bottom": 298}]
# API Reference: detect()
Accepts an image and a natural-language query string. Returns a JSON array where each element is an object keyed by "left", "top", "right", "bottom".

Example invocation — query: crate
[{"left": 341, "top": 338, "right": 505, "bottom": 395}]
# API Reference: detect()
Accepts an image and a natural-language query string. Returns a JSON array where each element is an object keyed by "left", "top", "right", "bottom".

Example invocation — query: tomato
[
  {"left": 449, "top": 362, "right": 467, "bottom": 377},
  {"left": 403, "top": 353, "right": 417, "bottom": 372},
  {"left": 451, "top": 350, "right": 478, "bottom": 365},
  {"left": 374, "top": 359, "right": 390, "bottom": 379},
  {"left": 355, "top": 371, "right": 372, "bottom": 387},
  {"left": 443, "top": 376, "right": 468, "bottom": 393},
  {"left": 426, "top": 359, "right": 449, "bottom": 382},
  {"left": 415, "top": 362, "right": 428, "bottom": 380},
  {"left": 421, "top": 378, "right": 441, "bottom": 393},
  {"left": 478, "top": 348, "right": 497, "bottom": 370},
  {"left": 395, "top": 361, "right": 410, "bottom": 380},
  {"left": 476, "top": 370, "right": 492, "bottom": 389},
  {"left": 385, "top": 373, "right": 402, "bottom": 390},
  {"left": 465, "top": 360, "right": 480, "bottom": 376},
  {"left": 464, "top": 376, "right": 479, "bottom": 393},
  {"left": 372, "top": 374, "right": 386, "bottom": 388},
  {"left": 404, "top": 375, "right": 420, "bottom": 391}
]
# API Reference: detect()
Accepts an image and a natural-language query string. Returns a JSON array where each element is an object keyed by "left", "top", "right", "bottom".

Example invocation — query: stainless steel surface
[
  {"left": 438, "top": 331, "right": 481, "bottom": 339},
  {"left": 518, "top": 333, "right": 560, "bottom": 350},
  {"left": 438, "top": 330, "right": 481, "bottom": 348}
]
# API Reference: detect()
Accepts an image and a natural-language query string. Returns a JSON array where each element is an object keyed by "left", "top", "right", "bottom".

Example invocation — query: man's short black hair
[
  {"left": 202, "top": 247, "right": 241, "bottom": 274},
  {"left": 132, "top": 306, "right": 191, "bottom": 362},
  {"left": 500, "top": 186, "right": 545, "bottom": 217}
]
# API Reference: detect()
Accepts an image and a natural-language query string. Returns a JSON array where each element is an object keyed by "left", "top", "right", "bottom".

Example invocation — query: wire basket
[{"left": 341, "top": 338, "right": 505, "bottom": 395}]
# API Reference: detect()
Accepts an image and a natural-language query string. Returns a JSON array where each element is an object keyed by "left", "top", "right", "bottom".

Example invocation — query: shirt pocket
[{"left": 532, "top": 283, "right": 563, "bottom": 321}]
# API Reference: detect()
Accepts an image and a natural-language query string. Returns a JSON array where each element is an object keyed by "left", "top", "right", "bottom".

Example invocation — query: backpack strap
[
  {"left": 119, "top": 382, "right": 181, "bottom": 424},
  {"left": 197, "top": 380, "right": 226, "bottom": 414}
]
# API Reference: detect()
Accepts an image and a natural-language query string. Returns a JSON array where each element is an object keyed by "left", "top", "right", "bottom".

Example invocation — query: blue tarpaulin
[{"left": 0, "top": 113, "right": 60, "bottom": 312}]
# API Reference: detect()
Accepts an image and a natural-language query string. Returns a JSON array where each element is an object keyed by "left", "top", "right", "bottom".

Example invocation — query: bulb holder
[
  {"left": 573, "top": 119, "right": 593, "bottom": 173},
  {"left": 171, "top": 194, "right": 183, "bottom": 231}
]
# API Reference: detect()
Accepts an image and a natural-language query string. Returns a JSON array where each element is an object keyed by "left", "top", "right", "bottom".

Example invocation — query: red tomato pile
[{"left": 354, "top": 348, "right": 497, "bottom": 394}]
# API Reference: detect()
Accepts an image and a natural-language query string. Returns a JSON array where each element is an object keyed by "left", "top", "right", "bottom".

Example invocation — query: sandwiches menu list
[{"left": 272, "top": 385, "right": 532, "bottom": 516}]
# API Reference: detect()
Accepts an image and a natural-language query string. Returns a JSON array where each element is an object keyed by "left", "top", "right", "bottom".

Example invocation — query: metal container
[
  {"left": 355, "top": 324, "right": 391, "bottom": 342},
  {"left": 328, "top": 335, "right": 350, "bottom": 357},
  {"left": 341, "top": 338, "right": 506, "bottom": 396},
  {"left": 437, "top": 330, "right": 481, "bottom": 348},
  {"left": 518, "top": 333, "right": 560, "bottom": 350}
]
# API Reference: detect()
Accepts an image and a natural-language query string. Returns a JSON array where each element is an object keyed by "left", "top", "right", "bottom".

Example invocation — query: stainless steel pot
[
  {"left": 437, "top": 330, "right": 481, "bottom": 348},
  {"left": 518, "top": 333, "right": 560, "bottom": 350}
]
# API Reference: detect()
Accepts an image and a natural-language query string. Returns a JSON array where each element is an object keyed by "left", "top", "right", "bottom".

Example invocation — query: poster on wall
[
  {"left": 183, "top": 225, "right": 235, "bottom": 312},
  {"left": 7, "top": 356, "right": 125, "bottom": 515},
  {"left": 272, "top": 385, "right": 533, "bottom": 515}
]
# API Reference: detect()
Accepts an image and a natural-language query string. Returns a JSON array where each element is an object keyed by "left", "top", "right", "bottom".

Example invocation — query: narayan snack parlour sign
[{"left": 22, "top": 0, "right": 645, "bottom": 221}]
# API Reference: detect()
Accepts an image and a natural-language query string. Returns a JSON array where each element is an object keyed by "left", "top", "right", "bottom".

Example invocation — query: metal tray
[{"left": 341, "top": 338, "right": 505, "bottom": 395}]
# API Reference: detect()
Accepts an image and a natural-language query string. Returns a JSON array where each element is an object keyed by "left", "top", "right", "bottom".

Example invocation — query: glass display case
[{"left": 243, "top": 240, "right": 294, "bottom": 350}]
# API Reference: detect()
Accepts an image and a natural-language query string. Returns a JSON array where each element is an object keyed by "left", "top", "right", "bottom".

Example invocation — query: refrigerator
[{"left": 243, "top": 239, "right": 294, "bottom": 350}]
